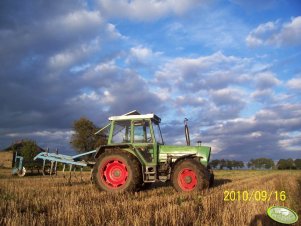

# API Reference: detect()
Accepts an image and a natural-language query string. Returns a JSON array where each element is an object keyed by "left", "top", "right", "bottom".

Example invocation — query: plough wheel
[
  {"left": 92, "top": 150, "right": 142, "bottom": 192},
  {"left": 17, "top": 167, "right": 26, "bottom": 177}
]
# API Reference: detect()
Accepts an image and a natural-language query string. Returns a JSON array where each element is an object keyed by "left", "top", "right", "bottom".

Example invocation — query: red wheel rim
[
  {"left": 178, "top": 168, "right": 197, "bottom": 191},
  {"left": 101, "top": 159, "right": 128, "bottom": 188}
]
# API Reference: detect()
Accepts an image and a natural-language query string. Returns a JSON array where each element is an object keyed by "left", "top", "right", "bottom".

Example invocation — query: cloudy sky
[{"left": 0, "top": 0, "right": 300, "bottom": 161}]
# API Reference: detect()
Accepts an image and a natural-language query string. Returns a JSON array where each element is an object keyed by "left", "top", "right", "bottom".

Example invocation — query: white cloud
[
  {"left": 130, "top": 46, "right": 152, "bottom": 60},
  {"left": 287, "top": 77, "right": 301, "bottom": 90},
  {"left": 106, "top": 23, "right": 126, "bottom": 39},
  {"left": 154, "top": 88, "right": 171, "bottom": 101},
  {"left": 7, "top": 130, "right": 73, "bottom": 140},
  {"left": 251, "top": 89, "right": 275, "bottom": 103},
  {"left": 175, "top": 95, "right": 205, "bottom": 106},
  {"left": 94, "top": 61, "right": 117, "bottom": 73},
  {"left": 210, "top": 88, "right": 246, "bottom": 106},
  {"left": 67, "top": 89, "right": 116, "bottom": 108},
  {"left": 127, "top": 45, "right": 163, "bottom": 66},
  {"left": 55, "top": 10, "right": 103, "bottom": 30},
  {"left": 97, "top": 0, "right": 201, "bottom": 21},
  {"left": 278, "top": 132, "right": 301, "bottom": 151},
  {"left": 250, "top": 131, "right": 262, "bottom": 138},
  {"left": 48, "top": 38, "right": 101, "bottom": 69},
  {"left": 254, "top": 71, "right": 281, "bottom": 90},
  {"left": 246, "top": 21, "right": 279, "bottom": 46},
  {"left": 156, "top": 52, "right": 241, "bottom": 78},
  {"left": 209, "top": 139, "right": 223, "bottom": 154},
  {"left": 246, "top": 16, "right": 301, "bottom": 47}
]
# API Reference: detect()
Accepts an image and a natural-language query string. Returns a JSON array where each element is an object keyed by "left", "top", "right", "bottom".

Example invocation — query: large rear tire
[
  {"left": 92, "top": 150, "right": 142, "bottom": 192},
  {"left": 171, "top": 159, "right": 209, "bottom": 192}
]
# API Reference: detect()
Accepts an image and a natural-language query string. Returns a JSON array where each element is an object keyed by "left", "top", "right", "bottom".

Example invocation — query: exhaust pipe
[{"left": 184, "top": 118, "right": 190, "bottom": 146}]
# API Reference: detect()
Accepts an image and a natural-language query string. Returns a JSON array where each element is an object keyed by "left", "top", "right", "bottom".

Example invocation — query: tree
[
  {"left": 210, "top": 159, "right": 220, "bottom": 169},
  {"left": 232, "top": 160, "right": 244, "bottom": 169},
  {"left": 247, "top": 158, "right": 274, "bottom": 169},
  {"left": 219, "top": 159, "right": 226, "bottom": 169},
  {"left": 263, "top": 158, "right": 275, "bottom": 169},
  {"left": 277, "top": 159, "right": 295, "bottom": 170},
  {"left": 11, "top": 140, "right": 43, "bottom": 169},
  {"left": 238, "top": 161, "right": 245, "bottom": 169},
  {"left": 20, "top": 140, "right": 38, "bottom": 165},
  {"left": 247, "top": 159, "right": 255, "bottom": 169},
  {"left": 287, "top": 158, "right": 295, "bottom": 169},
  {"left": 295, "top": 159, "right": 301, "bottom": 169},
  {"left": 71, "top": 117, "right": 106, "bottom": 153},
  {"left": 226, "top": 160, "right": 233, "bottom": 170}
]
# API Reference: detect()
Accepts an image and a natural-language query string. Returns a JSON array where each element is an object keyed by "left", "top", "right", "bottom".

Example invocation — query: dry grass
[
  {"left": 0, "top": 152, "right": 13, "bottom": 169},
  {"left": 0, "top": 169, "right": 300, "bottom": 226}
]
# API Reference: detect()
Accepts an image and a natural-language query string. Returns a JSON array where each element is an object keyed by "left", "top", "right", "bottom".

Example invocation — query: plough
[{"left": 34, "top": 149, "right": 97, "bottom": 183}]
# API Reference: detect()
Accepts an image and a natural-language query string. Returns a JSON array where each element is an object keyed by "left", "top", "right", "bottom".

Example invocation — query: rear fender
[
  {"left": 94, "top": 144, "right": 145, "bottom": 167},
  {"left": 94, "top": 145, "right": 132, "bottom": 159}
]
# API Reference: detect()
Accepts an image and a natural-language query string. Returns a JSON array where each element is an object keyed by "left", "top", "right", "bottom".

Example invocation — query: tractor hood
[{"left": 158, "top": 145, "right": 211, "bottom": 167}]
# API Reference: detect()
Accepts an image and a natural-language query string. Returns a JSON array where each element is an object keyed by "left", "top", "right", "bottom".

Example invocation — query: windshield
[
  {"left": 152, "top": 122, "right": 164, "bottom": 144},
  {"left": 111, "top": 121, "right": 131, "bottom": 143}
]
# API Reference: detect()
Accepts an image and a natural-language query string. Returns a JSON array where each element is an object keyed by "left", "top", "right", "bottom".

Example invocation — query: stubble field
[{"left": 0, "top": 169, "right": 300, "bottom": 226}]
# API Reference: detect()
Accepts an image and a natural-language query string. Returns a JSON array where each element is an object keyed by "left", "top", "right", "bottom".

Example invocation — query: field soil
[{"left": 0, "top": 169, "right": 300, "bottom": 226}]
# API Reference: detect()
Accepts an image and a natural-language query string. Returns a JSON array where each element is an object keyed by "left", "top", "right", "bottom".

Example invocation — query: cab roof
[{"left": 108, "top": 110, "right": 161, "bottom": 123}]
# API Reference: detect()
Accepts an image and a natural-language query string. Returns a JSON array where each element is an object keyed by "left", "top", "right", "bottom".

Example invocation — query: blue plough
[{"left": 34, "top": 149, "right": 97, "bottom": 182}]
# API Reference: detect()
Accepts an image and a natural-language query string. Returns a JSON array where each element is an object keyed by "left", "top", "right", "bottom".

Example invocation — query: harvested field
[{"left": 0, "top": 169, "right": 300, "bottom": 226}]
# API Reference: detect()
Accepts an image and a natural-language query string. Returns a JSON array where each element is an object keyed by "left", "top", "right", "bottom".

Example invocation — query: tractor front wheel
[
  {"left": 92, "top": 150, "right": 142, "bottom": 192},
  {"left": 171, "top": 159, "right": 209, "bottom": 192}
]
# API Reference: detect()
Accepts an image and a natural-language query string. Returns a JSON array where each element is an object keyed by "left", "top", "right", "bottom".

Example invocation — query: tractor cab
[{"left": 96, "top": 110, "right": 163, "bottom": 165}]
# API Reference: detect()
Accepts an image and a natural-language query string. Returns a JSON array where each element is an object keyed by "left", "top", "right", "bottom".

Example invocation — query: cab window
[
  {"left": 133, "top": 120, "right": 152, "bottom": 143},
  {"left": 111, "top": 121, "right": 131, "bottom": 143},
  {"left": 153, "top": 122, "right": 163, "bottom": 144}
]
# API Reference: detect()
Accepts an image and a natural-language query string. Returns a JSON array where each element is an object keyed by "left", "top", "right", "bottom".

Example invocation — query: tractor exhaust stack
[{"left": 184, "top": 118, "right": 190, "bottom": 146}]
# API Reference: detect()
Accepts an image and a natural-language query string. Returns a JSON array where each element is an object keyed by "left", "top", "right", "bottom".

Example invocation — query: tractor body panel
[{"left": 158, "top": 145, "right": 211, "bottom": 167}]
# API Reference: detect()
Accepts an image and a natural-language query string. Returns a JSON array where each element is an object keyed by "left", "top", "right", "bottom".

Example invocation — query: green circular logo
[{"left": 267, "top": 206, "right": 298, "bottom": 224}]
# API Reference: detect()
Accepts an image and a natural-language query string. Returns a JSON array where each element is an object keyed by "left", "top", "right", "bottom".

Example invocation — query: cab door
[{"left": 132, "top": 119, "right": 156, "bottom": 164}]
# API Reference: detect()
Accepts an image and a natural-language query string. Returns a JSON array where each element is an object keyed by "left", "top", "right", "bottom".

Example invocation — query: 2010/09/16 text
[{"left": 224, "top": 190, "right": 286, "bottom": 202}]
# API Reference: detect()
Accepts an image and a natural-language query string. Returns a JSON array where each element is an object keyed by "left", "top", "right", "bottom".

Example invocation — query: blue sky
[{"left": 0, "top": 0, "right": 300, "bottom": 161}]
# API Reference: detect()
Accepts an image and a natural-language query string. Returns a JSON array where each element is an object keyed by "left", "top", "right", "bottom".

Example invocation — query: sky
[{"left": 0, "top": 0, "right": 300, "bottom": 161}]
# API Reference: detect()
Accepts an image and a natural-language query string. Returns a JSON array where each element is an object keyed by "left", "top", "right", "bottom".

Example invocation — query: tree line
[
  {"left": 210, "top": 159, "right": 244, "bottom": 170},
  {"left": 210, "top": 158, "right": 301, "bottom": 170}
]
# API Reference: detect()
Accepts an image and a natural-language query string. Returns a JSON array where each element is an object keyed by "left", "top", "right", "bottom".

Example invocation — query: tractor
[{"left": 92, "top": 110, "right": 214, "bottom": 192}]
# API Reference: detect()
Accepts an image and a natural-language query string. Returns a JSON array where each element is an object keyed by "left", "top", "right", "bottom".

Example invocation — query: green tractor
[{"left": 92, "top": 110, "right": 214, "bottom": 192}]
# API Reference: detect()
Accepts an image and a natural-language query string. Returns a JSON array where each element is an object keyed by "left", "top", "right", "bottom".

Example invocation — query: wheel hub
[
  {"left": 101, "top": 160, "right": 128, "bottom": 188},
  {"left": 178, "top": 168, "right": 197, "bottom": 191},
  {"left": 113, "top": 169, "right": 121, "bottom": 177},
  {"left": 184, "top": 176, "right": 192, "bottom": 184}
]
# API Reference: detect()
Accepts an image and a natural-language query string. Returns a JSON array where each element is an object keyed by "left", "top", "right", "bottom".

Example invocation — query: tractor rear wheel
[
  {"left": 171, "top": 159, "right": 209, "bottom": 192},
  {"left": 92, "top": 150, "right": 142, "bottom": 192}
]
